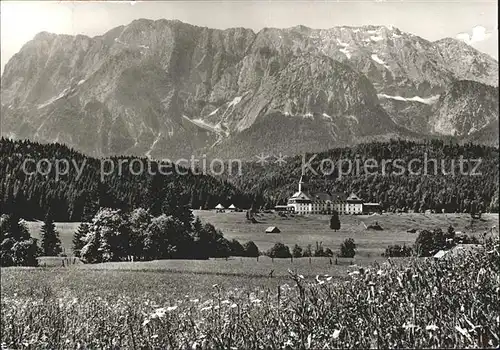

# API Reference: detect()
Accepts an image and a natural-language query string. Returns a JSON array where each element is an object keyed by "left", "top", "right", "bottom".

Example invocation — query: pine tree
[
  {"left": 40, "top": 213, "right": 62, "bottom": 256},
  {"left": 330, "top": 210, "right": 341, "bottom": 231},
  {"left": 143, "top": 172, "right": 166, "bottom": 216},
  {"left": 72, "top": 222, "right": 89, "bottom": 257}
]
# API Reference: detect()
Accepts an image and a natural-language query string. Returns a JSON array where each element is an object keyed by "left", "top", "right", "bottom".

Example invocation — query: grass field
[
  {"left": 4, "top": 213, "right": 499, "bottom": 348},
  {"left": 2, "top": 241, "right": 498, "bottom": 349},
  {"left": 9, "top": 212, "right": 497, "bottom": 299},
  {"left": 25, "top": 212, "right": 499, "bottom": 258}
]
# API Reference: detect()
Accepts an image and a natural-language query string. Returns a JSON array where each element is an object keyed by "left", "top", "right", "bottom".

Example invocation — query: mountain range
[{"left": 1, "top": 19, "right": 498, "bottom": 159}]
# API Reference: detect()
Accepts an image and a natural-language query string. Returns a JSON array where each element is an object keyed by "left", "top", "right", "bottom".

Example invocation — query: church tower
[{"left": 299, "top": 175, "right": 304, "bottom": 192}]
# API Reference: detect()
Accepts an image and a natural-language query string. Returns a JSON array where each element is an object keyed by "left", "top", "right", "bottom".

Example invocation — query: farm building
[
  {"left": 433, "top": 250, "right": 448, "bottom": 259},
  {"left": 363, "top": 202, "right": 382, "bottom": 214},
  {"left": 433, "top": 244, "right": 483, "bottom": 260},
  {"left": 215, "top": 204, "right": 225, "bottom": 213},
  {"left": 265, "top": 226, "right": 281, "bottom": 233},
  {"left": 228, "top": 204, "right": 237, "bottom": 211}
]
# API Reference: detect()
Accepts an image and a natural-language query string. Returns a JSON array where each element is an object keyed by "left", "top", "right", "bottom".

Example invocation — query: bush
[
  {"left": 339, "top": 238, "right": 356, "bottom": 258},
  {"left": 292, "top": 244, "right": 303, "bottom": 258},
  {"left": 383, "top": 244, "right": 413, "bottom": 257},
  {"left": 302, "top": 244, "right": 312, "bottom": 257},
  {"left": 324, "top": 247, "right": 334, "bottom": 257},
  {"left": 267, "top": 242, "right": 291, "bottom": 258},
  {"left": 414, "top": 228, "right": 458, "bottom": 257}
]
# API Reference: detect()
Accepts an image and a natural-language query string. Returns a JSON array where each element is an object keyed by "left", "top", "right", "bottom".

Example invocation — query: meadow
[
  {"left": 25, "top": 212, "right": 499, "bottom": 257},
  {"left": 1, "top": 239, "right": 498, "bottom": 349},
  {"left": 2, "top": 213, "right": 499, "bottom": 348}
]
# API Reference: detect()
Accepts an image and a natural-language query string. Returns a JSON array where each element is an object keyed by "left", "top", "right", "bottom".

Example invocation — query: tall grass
[{"left": 2, "top": 240, "right": 499, "bottom": 349}]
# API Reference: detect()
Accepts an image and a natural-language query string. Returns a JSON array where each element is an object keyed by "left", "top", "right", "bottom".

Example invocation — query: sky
[{"left": 1, "top": 0, "right": 498, "bottom": 73}]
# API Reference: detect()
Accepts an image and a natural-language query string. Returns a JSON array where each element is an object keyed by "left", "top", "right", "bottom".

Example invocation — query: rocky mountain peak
[{"left": 1, "top": 19, "right": 498, "bottom": 159}]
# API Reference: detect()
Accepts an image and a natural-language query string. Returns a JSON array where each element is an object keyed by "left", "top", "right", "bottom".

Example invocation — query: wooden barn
[{"left": 265, "top": 226, "right": 281, "bottom": 233}]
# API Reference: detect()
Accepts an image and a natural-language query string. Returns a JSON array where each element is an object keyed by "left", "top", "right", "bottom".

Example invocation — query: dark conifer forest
[
  {"left": 0, "top": 138, "right": 259, "bottom": 222},
  {"left": 0, "top": 138, "right": 498, "bottom": 222}
]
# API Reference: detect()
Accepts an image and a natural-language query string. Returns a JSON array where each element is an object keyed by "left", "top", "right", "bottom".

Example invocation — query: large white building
[{"left": 287, "top": 176, "right": 364, "bottom": 215}]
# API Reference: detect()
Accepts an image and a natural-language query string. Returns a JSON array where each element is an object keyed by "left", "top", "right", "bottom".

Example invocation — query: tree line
[
  {"left": 0, "top": 208, "right": 260, "bottom": 267},
  {"left": 227, "top": 139, "right": 499, "bottom": 213},
  {"left": 73, "top": 207, "right": 259, "bottom": 263},
  {"left": 0, "top": 138, "right": 263, "bottom": 222},
  {"left": 1, "top": 138, "right": 497, "bottom": 220}
]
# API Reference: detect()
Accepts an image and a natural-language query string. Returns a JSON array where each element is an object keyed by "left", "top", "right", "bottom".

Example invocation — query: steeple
[{"left": 299, "top": 175, "right": 304, "bottom": 192}]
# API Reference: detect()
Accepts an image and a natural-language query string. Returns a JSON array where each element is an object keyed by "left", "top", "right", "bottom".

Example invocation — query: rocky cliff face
[
  {"left": 430, "top": 80, "right": 499, "bottom": 137},
  {"left": 1, "top": 19, "right": 498, "bottom": 159}
]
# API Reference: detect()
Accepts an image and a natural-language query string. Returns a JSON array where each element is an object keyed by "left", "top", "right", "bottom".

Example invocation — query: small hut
[
  {"left": 228, "top": 204, "right": 237, "bottom": 212},
  {"left": 433, "top": 250, "right": 448, "bottom": 260},
  {"left": 265, "top": 226, "right": 281, "bottom": 233},
  {"left": 215, "top": 203, "right": 225, "bottom": 213}
]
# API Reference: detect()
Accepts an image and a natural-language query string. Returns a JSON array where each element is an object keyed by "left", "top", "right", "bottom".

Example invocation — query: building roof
[
  {"left": 347, "top": 193, "right": 363, "bottom": 202},
  {"left": 228, "top": 204, "right": 236, "bottom": 209},
  {"left": 433, "top": 250, "right": 448, "bottom": 259},
  {"left": 289, "top": 191, "right": 347, "bottom": 203},
  {"left": 290, "top": 191, "right": 313, "bottom": 200},
  {"left": 215, "top": 204, "right": 224, "bottom": 209},
  {"left": 265, "top": 226, "right": 281, "bottom": 233}
]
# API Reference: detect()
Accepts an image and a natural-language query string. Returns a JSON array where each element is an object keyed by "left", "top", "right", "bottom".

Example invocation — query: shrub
[
  {"left": 267, "top": 242, "right": 291, "bottom": 258},
  {"left": 302, "top": 244, "right": 312, "bottom": 257},
  {"left": 292, "top": 244, "right": 303, "bottom": 258},
  {"left": 383, "top": 244, "right": 413, "bottom": 257},
  {"left": 324, "top": 247, "right": 334, "bottom": 257},
  {"left": 339, "top": 238, "right": 356, "bottom": 258}
]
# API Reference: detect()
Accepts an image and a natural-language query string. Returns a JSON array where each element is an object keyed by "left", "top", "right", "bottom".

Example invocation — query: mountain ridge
[{"left": 1, "top": 18, "right": 498, "bottom": 159}]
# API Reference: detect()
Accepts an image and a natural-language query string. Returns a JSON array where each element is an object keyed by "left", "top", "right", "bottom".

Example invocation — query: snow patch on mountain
[
  {"left": 340, "top": 47, "right": 351, "bottom": 59},
  {"left": 145, "top": 133, "right": 162, "bottom": 159},
  {"left": 37, "top": 87, "right": 70, "bottom": 109},
  {"left": 208, "top": 107, "right": 220, "bottom": 116},
  {"left": 346, "top": 115, "right": 359, "bottom": 124},
  {"left": 182, "top": 115, "right": 219, "bottom": 134},
  {"left": 370, "top": 35, "right": 384, "bottom": 42},
  {"left": 322, "top": 113, "right": 333, "bottom": 121},
  {"left": 336, "top": 39, "right": 349, "bottom": 47},
  {"left": 228, "top": 96, "right": 242, "bottom": 108},
  {"left": 378, "top": 93, "right": 440, "bottom": 105},
  {"left": 371, "top": 54, "right": 390, "bottom": 69}
]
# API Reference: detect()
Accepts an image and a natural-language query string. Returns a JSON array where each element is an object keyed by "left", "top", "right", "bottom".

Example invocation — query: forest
[
  {"left": 1, "top": 138, "right": 498, "bottom": 223},
  {"left": 0, "top": 138, "right": 260, "bottom": 222},
  {"left": 228, "top": 139, "right": 499, "bottom": 213}
]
